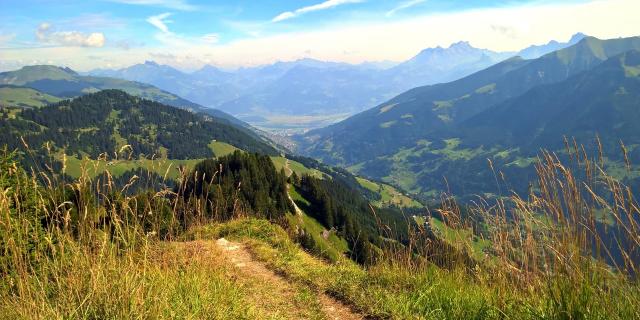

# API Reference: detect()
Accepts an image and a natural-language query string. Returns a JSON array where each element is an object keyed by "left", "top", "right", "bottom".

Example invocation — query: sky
[{"left": 0, "top": 0, "right": 639, "bottom": 71}]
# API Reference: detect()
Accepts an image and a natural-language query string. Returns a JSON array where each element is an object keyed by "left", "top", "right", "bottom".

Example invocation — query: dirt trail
[
  {"left": 216, "top": 238, "right": 363, "bottom": 320},
  {"left": 284, "top": 159, "right": 304, "bottom": 217}
]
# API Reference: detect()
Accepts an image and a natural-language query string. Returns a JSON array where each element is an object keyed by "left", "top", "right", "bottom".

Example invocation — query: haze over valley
[{"left": 85, "top": 33, "right": 586, "bottom": 132}]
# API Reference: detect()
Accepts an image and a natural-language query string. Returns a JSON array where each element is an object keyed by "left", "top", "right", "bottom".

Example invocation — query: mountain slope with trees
[
  {"left": 0, "top": 90, "right": 277, "bottom": 161},
  {"left": 297, "top": 36, "right": 640, "bottom": 198}
]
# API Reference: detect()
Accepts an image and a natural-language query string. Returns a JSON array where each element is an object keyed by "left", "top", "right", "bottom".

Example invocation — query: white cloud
[
  {"left": 272, "top": 0, "right": 364, "bottom": 22},
  {"left": 35, "top": 22, "right": 105, "bottom": 47},
  {"left": 386, "top": 0, "right": 426, "bottom": 17},
  {"left": 7, "top": 0, "right": 640, "bottom": 71},
  {"left": 272, "top": 12, "right": 295, "bottom": 23},
  {"left": 146, "top": 13, "right": 172, "bottom": 33},
  {"left": 109, "top": 0, "right": 196, "bottom": 11},
  {"left": 146, "top": 13, "right": 218, "bottom": 47}
]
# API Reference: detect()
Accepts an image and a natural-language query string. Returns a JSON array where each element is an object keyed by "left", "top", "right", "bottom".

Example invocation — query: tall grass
[
  {"left": 2, "top": 136, "right": 640, "bottom": 319},
  {"left": 385, "top": 138, "right": 640, "bottom": 318},
  {"left": 0, "top": 146, "right": 259, "bottom": 319}
]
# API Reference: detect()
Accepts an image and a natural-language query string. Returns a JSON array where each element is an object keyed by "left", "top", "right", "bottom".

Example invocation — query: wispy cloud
[
  {"left": 146, "top": 13, "right": 219, "bottom": 47},
  {"left": 386, "top": 0, "right": 426, "bottom": 17},
  {"left": 35, "top": 23, "right": 105, "bottom": 47},
  {"left": 272, "top": 0, "right": 364, "bottom": 22},
  {"left": 146, "top": 12, "right": 172, "bottom": 33},
  {"left": 109, "top": 0, "right": 197, "bottom": 11}
]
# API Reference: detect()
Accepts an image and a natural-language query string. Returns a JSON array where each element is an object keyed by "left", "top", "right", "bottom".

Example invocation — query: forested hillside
[{"left": 0, "top": 90, "right": 276, "bottom": 162}]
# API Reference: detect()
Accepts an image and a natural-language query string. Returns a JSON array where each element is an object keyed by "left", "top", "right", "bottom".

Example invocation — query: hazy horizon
[{"left": 1, "top": 0, "right": 639, "bottom": 72}]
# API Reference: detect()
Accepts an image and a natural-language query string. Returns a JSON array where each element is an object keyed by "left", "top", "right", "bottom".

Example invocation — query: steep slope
[
  {"left": 0, "top": 85, "right": 61, "bottom": 107},
  {"left": 300, "top": 36, "right": 640, "bottom": 164},
  {"left": 409, "top": 49, "right": 640, "bottom": 197},
  {"left": 298, "top": 36, "right": 640, "bottom": 198},
  {"left": 464, "top": 49, "right": 640, "bottom": 152}
]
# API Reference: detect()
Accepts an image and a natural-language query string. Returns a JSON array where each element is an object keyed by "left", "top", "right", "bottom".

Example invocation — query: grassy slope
[
  {"left": 59, "top": 142, "right": 233, "bottom": 180},
  {"left": 270, "top": 156, "right": 325, "bottom": 179},
  {"left": 189, "top": 218, "right": 640, "bottom": 319},
  {"left": 209, "top": 141, "right": 239, "bottom": 157},
  {"left": 1, "top": 230, "right": 328, "bottom": 319},
  {"left": 428, "top": 217, "right": 493, "bottom": 262},
  {"left": 60, "top": 141, "right": 254, "bottom": 180},
  {"left": 356, "top": 176, "right": 423, "bottom": 208},
  {"left": 287, "top": 185, "right": 349, "bottom": 261},
  {"left": 61, "top": 154, "right": 201, "bottom": 180},
  {"left": 0, "top": 66, "right": 198, "bottom": 110},
  {"left": 0, "top": 86, "right": 61, "bottom": 108}
]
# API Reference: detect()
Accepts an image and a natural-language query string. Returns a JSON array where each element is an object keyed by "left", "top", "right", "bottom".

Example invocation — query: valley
[
  {"left": 2, "top": 1, "right": 640, "bottom": 318},
  {"left": 86, "top": 34, "right": 585, "bottom": 132},
  {"left": 297, "top": 36, "right": 640, "bottom": 200}
]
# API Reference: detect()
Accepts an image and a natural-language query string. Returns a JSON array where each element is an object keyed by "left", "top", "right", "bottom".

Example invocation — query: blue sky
[{"left": 1, "top": 0, "right": 639, "bottom": 71}]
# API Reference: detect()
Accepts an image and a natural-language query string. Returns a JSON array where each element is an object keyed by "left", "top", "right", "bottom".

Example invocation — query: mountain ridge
[
  {"left": 297, "top": 35, "right": 640, "bottom": 198},
  {"left": 82, "top": 34, "right": 588, "bottom": 130}
]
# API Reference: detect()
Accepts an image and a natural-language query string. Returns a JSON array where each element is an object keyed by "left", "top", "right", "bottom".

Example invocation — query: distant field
[
  {"left": 61, "top": 154, "right": 201, "bottom": 180},
  {"left": 241, "top": 113, "right": 350, "bottom": 133},
  {"left": 270, "top": 156, "right": 325, "bottom": 179},
  {"left": 60, "top": 141, "right": 239, "bottom": 180},
  {"left": 209, "top": 141, "right": 239, "bottom": 157},
  {"left": 0, "top": 86, "right": 61, "bottom": 108},
  {"left": 287, "top": 185, "right": 349, "bottom": 261},
  {"left": 427, "top": 217, "right": 493, "bottom": 262},
  {"left": 59, "top": 141, "right": 326, "bottom": 182},
  {"left": 356, "top": 177, "right": 423, "bottom": 208}
]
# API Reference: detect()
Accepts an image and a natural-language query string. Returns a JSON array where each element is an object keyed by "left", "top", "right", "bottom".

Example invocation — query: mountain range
[
  {"left": 296, "top": 35, "right": 640, "bottom": 200},
  {"left": 87, "top": 33, "right": 586, "bottom": 131},
  {"left": 0, "top": 64, "right": 247, "bottom": 127}
]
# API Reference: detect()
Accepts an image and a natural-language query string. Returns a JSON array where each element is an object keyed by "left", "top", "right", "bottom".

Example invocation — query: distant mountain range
[
  {"left": 296, "top": 35, "right": 640, "bottom": 200},
  {"left": 517, "top": 32, "right": 587, "bottom": 59},
  {"left": 86, "top": 33, "right": 587, "bottom": 130},
  {"left": 0, "top": 65, "right": 247, "bottom": 127}
]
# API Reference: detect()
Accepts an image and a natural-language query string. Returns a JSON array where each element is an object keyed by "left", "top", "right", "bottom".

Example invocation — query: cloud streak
[
  {"left": 386, "top": 0, "right": 426, "bottom": 17},
  {"left": 272, "top": 0, "right": 363, "bottom": 22},
  {"left": 145, "top": 13, "right": 219, "bottom": 47},
  {"left": 146, "top": 13, "right": 172, "bottom": 33}
]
